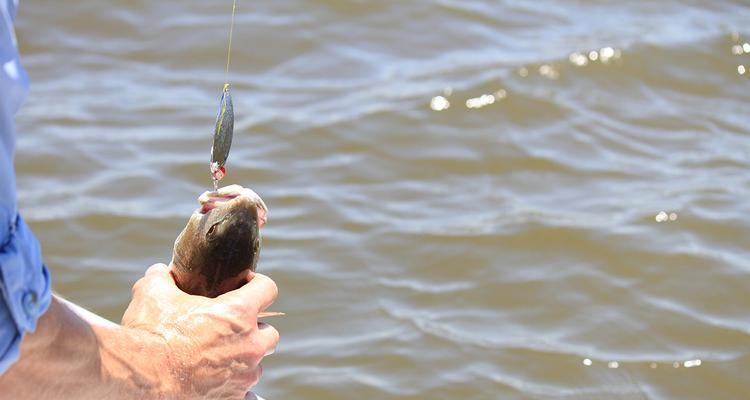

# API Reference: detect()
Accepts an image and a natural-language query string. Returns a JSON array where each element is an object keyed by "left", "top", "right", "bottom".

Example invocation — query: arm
[
  {"left": 0, "top": 264, "right": 279, "bottom": 400},
  {"left": 0, "top": 295, "right": 162, "bottom": 399}
]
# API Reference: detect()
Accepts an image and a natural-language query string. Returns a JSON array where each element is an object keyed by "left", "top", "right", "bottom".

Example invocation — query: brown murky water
[{"left": 13, "top": 1, "right": 750, "bottom": 398}]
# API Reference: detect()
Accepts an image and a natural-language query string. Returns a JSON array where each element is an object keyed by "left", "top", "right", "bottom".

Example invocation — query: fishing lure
[{"left": 210, "top": 83, "right": 233, "bottom": 189}]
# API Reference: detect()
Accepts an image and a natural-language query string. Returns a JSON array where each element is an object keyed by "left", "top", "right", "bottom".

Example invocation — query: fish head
[{"left": 171, "top": 185, "right": 268, "bottom": 297}]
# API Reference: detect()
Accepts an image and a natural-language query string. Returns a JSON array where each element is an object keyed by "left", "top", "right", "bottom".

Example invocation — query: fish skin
[{"left": 170, "top": 186, "right": 263, "bottom": 298}]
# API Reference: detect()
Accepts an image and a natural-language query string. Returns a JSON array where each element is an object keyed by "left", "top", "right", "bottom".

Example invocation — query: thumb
[
  {"left": 216, "top": 273, "right": 278, "bottom": 316},
  {"left": 139, "top": 263, "right": 182, "bottom": 296},
  {"left": 145, "top": 262, "right": 171, "bottom": 277}
]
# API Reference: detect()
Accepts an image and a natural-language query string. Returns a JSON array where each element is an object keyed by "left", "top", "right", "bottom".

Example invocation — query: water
[{"left": 13, "top": 1, "right": 750, "bottom": 398}]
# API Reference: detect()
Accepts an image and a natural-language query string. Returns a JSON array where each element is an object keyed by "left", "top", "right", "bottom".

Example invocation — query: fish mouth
[{"left": 198, "top": 184, "right": 268, "bottom": 228}]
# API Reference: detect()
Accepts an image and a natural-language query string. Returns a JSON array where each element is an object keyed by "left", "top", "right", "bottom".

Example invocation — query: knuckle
[
  {"left": 244, "top": 365, "right": 262, "bottom": 389},
  {"left": 131, "top": 277, "right": 147, "bottom": 295},
  {"left": 132, "top": 265, "right": 166, "bottom": 295},
  {"left": 145, "top": 263, "right": 168, "bottom": 276},
  {"left": 226, "top": 302, "right": 247, "bottom": 318},
  {"left": 257, "top": 274, "right": 279, "bottom": 298}
]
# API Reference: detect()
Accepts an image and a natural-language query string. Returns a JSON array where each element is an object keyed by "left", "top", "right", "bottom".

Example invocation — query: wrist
[{"left": 94, "top": 324, "right": 178, "bottom": 400}]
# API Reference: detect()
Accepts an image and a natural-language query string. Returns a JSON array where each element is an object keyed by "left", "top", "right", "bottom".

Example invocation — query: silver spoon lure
[{"left": 210, "top": 83, "right": 234, "bottom": 191}]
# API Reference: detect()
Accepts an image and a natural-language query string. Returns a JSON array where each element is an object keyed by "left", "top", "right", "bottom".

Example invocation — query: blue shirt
[{"left": 0, "top": 0, "right": 52, "bottom": 375}]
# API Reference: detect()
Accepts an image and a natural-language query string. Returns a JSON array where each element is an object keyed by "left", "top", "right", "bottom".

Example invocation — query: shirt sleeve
[
  {"left": 0, "top": 215, "right": 51, "bottom": 375},
  {"left": 0, "top": 0, "right": 53, "bottom": 375}
]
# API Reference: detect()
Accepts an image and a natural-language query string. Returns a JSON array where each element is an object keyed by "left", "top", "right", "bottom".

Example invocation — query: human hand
[{"left": 121, "top": 263, "right": 279, "bottom": 399}]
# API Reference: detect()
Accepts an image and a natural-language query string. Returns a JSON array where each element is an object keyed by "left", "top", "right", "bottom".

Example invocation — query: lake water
[{"left": 13, "top": 1, "right": 750, "bottom": 398}]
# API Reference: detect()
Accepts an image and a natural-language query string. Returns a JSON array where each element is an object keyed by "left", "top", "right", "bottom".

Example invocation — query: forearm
[{"left": 0, "top": 295, "right": 172, "bottom": 399}]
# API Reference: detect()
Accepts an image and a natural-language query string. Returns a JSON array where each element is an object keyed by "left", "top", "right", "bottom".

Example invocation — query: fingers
[
  {"left": 257, "top": 322, "right": 280, "bottom": 357},
  {"left": 242, "top": 324, "right": 276, "bottom": 388},
  {"left": 217, "top": 273, "right": 278, "bottom": 315}
]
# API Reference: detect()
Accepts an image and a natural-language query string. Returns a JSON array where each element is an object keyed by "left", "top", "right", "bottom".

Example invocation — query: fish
[
  {"left": 169, "top": 184, "right": 268, "bottom": 298},
  {"left": 210, "top": 83, "right": 234, "bottom": 186}
]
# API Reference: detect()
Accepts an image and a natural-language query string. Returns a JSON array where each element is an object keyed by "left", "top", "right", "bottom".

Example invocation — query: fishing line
[
  {"left": 210, "top": 0, "right": 238, "bottom": 191},
  {"left": 224, "top": 0, "right": 237, "bottom": 84}
]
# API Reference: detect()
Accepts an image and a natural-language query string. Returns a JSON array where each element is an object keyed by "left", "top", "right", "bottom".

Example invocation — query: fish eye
[{"left": 207, "top": 222, "right": 220, "bottom": 237}]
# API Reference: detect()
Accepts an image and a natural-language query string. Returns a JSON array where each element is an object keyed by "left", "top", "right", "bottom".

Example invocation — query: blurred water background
[{"left": 12, "top": 0, "right": 750, "bottom": 398}]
